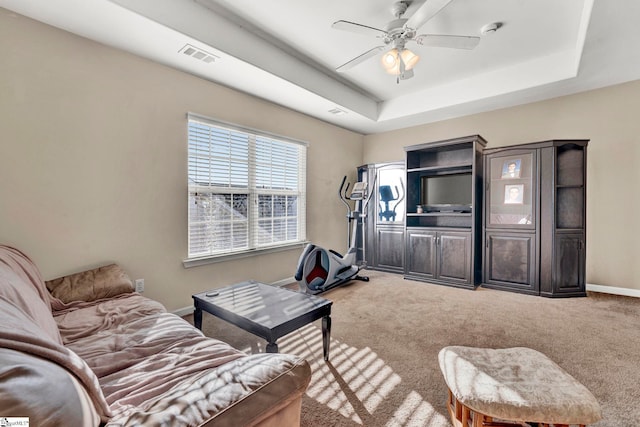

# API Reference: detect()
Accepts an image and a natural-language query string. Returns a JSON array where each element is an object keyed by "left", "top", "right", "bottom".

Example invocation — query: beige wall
[
  {"left": 0, "top": 10, "right": 363, "bottom": 311},
  {"left": 364, "top": 82, "right": 640, "bottom": 291}
]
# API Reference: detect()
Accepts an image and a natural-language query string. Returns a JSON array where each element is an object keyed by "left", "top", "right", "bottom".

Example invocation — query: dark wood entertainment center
[
  {"left": 403, "top": 135, "right": 486, "bottom": 289},
  {"left": 363, "top": 136, "right": 588, "bottom": 297}
]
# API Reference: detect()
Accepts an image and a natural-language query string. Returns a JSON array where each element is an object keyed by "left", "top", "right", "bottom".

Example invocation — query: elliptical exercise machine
[{"left": 295, "top": 175, "right": 374, "bottom": 294}]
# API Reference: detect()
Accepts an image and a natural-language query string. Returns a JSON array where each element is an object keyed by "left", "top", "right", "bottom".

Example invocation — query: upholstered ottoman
[{"left": 438, "top": 346, "right": 602, "bottom": 427}]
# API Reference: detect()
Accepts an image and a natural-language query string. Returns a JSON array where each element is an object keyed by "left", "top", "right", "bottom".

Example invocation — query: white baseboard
[
  {"left": 171, "top": 277, "right": 297, "bottom": 317},
  {"left": 173, "top": 306, "right": 194, "bottom": 317},
  {"left": 586, "top": 283, "right": 640, "bottom": 298},
  {"left": 271, "top": 276, "right": 296, "bottom": 287}
]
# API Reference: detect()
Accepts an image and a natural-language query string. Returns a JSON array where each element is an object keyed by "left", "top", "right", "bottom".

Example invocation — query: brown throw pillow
[{"left": 46, "top": 264, "right": 134, "bottom": 303}]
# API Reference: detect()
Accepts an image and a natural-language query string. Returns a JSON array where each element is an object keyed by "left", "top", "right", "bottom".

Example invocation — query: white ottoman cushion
[{"left": 438, "top": 346, "right": 602, "bottom": 424}]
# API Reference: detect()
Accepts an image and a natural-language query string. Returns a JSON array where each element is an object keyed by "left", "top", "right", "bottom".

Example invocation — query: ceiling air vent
[
  {"left": 179, "top": 44, "right": 219, "bottom": 64},
  {"left": 328, "top": 107, "right": 347, "bottom": 115}
]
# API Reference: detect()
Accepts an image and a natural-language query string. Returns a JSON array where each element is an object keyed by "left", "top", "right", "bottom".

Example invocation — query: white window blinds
[{"left": 187, "top": 114, "right": 307, "bottom": 259}]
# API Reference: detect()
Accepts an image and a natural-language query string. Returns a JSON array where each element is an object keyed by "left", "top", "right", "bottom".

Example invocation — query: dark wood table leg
[
  {"left": 322, "top": 315, "right": 331, "bottom": 361},
  {"left": 194, "top": 307, "right": 203, "bottom": 330},
  {"left": 266, "top": 342, "right": 279, "bottom": 353}
]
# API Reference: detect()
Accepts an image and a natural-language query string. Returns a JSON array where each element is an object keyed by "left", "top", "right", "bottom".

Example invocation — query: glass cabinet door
[
  {"left": 487, "top": 151, "right": 536, "bottom": 228},
  {"left": 376, "top": 165, "right": 405, "bottom": 224}
]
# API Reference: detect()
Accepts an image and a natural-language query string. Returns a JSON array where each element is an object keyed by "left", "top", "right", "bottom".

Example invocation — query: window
[{"left": 187, "top": 113, "right": 307, "bottom": 261}]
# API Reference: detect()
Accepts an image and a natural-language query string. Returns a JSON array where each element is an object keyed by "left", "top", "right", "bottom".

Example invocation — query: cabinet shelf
[
  {"left": 408, "top": 212, "right": 472, "bottom": 217},
  {"left": 407, "top": 164, "right": 472, "bottom": 174},
  {"left": 556, "top": 184, "right": 584, "bottom": 188}
]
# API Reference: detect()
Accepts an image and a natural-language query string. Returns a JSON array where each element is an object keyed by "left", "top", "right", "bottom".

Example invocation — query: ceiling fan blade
[
  {"left": 336, "top": 46, "right": 386, "bottom": 72},
  {"left": 405, "top": 0, "right": 453, "bottom": 30},
  {"left": 332, "top": 20, "right": 387, "bottom": 38},
  {"left": 415, "top": 34, "right": 480, "bottom": 49}
]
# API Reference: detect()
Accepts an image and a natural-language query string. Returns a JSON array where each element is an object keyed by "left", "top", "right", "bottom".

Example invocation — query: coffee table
[{"left": 193, "top": 280, "right": 333, "bottom": 360}]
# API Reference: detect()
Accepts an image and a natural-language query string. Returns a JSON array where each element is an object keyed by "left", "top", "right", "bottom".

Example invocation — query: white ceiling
[{"left": 3, "top": 0, "right": 640, "bottom": 134}]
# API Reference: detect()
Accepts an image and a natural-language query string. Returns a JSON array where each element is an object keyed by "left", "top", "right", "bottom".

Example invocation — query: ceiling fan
[{"left": 332, "top": 0, "right": 480, "bottom": 80}]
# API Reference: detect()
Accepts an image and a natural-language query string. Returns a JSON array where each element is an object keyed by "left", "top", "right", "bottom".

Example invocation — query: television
[{"left": 420, "top": 173, "right": 472, "bottom": 212}]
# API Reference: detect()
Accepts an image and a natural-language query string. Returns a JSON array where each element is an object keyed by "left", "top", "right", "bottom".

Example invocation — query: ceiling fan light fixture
[
  {"left": 401, "top": 49, "right": 420, "bottom": 70},
  {"left": 382, "top": 48, "right": 420, "bottom": 74},
  {"left": 382, "top": 48, "right": 400, "bottom": 72}
]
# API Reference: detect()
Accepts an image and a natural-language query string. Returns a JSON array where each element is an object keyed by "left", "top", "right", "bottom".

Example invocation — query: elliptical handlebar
[
  {"left": 338, "top": 175, "right": 352, "bottom": 213},
  {"left": 360, "top": 173, "right": 377, "bottom": 216}
]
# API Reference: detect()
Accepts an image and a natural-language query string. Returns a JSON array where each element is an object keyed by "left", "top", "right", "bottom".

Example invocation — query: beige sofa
[{"left": 0, "top": 245, "right": 311, "bottom": 426}]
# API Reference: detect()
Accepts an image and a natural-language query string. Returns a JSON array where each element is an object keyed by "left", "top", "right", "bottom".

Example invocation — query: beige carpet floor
[{"left": 185, "top": 270, "right": 640, "bottom": 426}]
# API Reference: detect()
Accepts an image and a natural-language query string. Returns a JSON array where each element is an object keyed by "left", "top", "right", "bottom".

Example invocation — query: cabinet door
[
  {"left": 406, "top": 229, "right": 436, "bottom": 279},
  {"left": 375, "top": 226, "right": 405, "bottom": 273},
  {"left": 437, "top": 232, "right": 472, "bottom": 285},
  {"left": 484, "top": 232, "right": 538, "bottom": 294},
  {"left": 373, "top": 164, "right": 405, "bottom": 272},
  {"left": 552, "top": 233, "right": 586, "bottom": 296},
  {"left": 376, "top": 165, "right": 406, "bottom": 224},
  {"left": 486, "top": 150, "right": 537, "bottom": 230}
]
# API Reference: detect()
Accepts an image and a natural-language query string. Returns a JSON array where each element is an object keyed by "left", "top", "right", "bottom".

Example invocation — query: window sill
[{"left": 183, "top": 241, "right": 309, "bottom": 268}]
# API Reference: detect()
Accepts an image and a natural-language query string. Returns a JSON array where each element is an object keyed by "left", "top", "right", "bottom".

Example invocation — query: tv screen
[{"left": 421, "top": 173, "right": 472, "bottom": 208}]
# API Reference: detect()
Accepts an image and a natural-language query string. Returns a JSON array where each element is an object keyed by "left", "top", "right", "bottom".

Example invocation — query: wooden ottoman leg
[
  {"left": 461, "top": 405, "right": 470, "bottom": 426},
  {"left": 455, "top": 394, "right": 462, "bottom": 421},
  {"left": 446, "top": 389, "right": 457, "bottom": 425},
  {"left": 446, "top": 388, "right": 473, "bottom": 427}
]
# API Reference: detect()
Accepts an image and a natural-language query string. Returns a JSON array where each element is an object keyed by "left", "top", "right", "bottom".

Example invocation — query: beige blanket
[{"left": 55, "top": 293, "right": 248, "bottom": 424}]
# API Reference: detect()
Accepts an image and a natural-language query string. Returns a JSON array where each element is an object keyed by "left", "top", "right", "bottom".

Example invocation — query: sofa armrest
[
  {"left": 0, "top": 348, "right": 101, "bottom": 427},
  {"left": 46, "top": 264, "right": 134, "bottom": 303}
]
